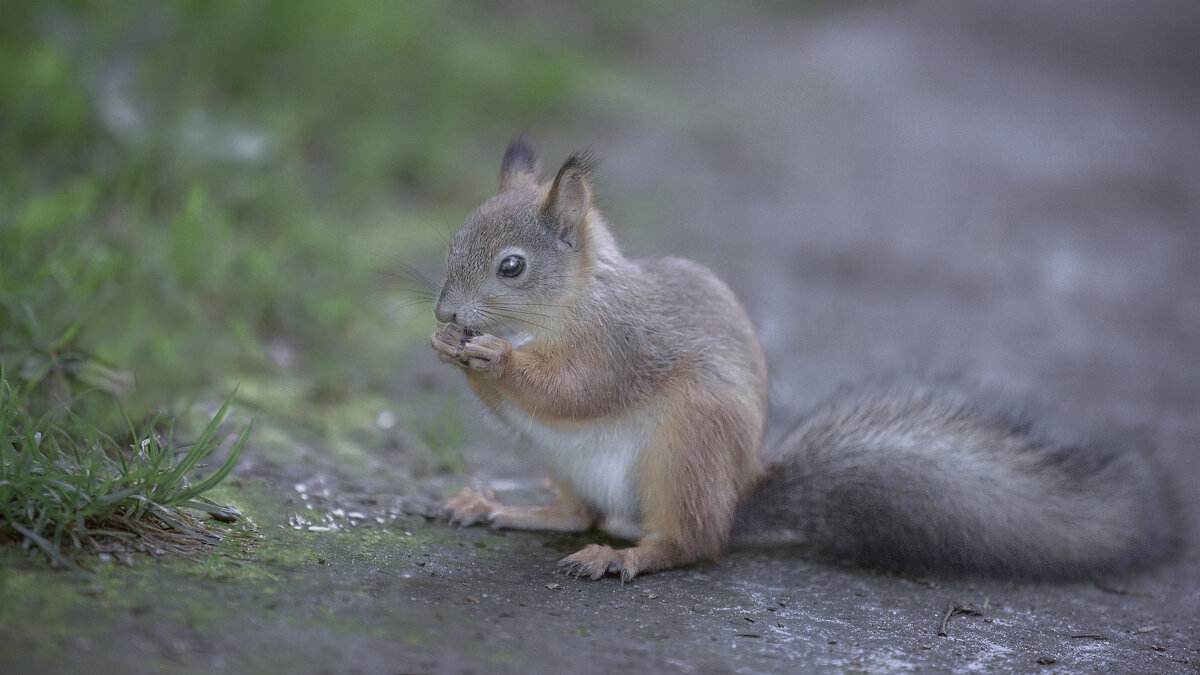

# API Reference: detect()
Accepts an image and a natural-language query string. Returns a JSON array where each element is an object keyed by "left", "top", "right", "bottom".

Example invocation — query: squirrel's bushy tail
[{"left": 732, "top": 383, "right": 1175, "bottom": 579}]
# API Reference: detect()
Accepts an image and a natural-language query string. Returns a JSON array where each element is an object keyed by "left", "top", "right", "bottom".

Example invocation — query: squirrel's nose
[{"left": 434, "top": 291, "right": 456, "bottom": 324}]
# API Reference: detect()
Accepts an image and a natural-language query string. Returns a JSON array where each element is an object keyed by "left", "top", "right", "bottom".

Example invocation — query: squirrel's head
[{"left": 434, "top": 135, "right": 600, "bottom": 341}]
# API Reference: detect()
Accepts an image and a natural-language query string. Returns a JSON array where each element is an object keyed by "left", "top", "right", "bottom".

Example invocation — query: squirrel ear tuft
[
  {"left": 499, "top": 133, "right": 540, "bottom": 191},
  {"left": 542, "top": 151, "right": 597, "bottom": 249}
]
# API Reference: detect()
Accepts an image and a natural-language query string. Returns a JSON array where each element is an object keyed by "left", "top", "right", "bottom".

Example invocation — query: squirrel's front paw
[
  {"left": 430, "top": 325, "right": 510, "bottom": 373},
  {"left": 443, "top": 487, "right": 502, "bottom": 528},
  {"left": 458, "top": 332, "right": 510, "bottom": 373},
  {"left": 431, "top": 323, "right": 473, "bottom": 365}
]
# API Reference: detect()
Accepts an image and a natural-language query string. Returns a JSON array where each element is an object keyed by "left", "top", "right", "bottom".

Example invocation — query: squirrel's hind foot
[{"left": 559, "top": 544, "right": 640, "bottom": 583}]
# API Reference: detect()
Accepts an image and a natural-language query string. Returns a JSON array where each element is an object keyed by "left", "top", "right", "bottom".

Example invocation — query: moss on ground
[{"left": 0, "top": 472, "right": 518, "bottom": 672}]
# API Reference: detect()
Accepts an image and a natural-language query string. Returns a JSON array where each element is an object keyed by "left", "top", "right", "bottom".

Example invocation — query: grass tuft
[{"left": 0, "top": 369, "right": 252, "bottom": 578}]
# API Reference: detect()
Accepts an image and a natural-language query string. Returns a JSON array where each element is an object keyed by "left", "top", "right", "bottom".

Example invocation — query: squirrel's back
[
  {"left": 733, "top": 382, "right": 1175, "bottom": 579},
  {"left": 624, "top": 255, "right": 768, "bottom": 403}
]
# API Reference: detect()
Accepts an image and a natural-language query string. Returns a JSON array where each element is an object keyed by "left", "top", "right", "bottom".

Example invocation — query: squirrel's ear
[
  {"left": 499, "top": 133, "right": 540, "bottom": 191},
  {"left": 542, "top": 151, "right": 597, "bottom": 249}
]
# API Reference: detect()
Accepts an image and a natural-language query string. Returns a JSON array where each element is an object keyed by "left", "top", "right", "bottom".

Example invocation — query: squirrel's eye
[{"left": 497, "top": 254, "right": 526, "bottom": 279}]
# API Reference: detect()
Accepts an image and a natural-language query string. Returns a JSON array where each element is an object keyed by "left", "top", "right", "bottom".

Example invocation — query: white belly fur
[{"left": 495, "top": 398, "right": 656, "bottom": 529}]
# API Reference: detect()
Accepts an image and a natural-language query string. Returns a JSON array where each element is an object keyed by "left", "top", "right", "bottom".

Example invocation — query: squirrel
[{"left": 429, "top": 135, "right": 1174, "bottom": 582}]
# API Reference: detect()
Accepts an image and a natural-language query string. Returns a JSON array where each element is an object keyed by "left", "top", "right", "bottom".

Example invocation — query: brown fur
[{"left": 433, "top": 136, "right": 768, "bottom": 580}]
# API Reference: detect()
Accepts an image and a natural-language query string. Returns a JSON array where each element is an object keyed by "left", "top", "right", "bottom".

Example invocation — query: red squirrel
[{"left": 429, "top": 135, "right": 1172, "bottom": 582}]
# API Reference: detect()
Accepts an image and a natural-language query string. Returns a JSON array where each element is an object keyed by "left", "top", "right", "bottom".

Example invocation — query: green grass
[{"left": 0, "top": 371, "right": 252, "bottom": 578}]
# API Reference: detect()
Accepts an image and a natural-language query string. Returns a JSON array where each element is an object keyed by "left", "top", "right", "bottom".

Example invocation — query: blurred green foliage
[{"left": 0, "top": 0, "right": 637, "bottom": 422}]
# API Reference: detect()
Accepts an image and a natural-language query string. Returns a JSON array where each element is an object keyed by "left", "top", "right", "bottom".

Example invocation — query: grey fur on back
[{"left": 732, "top": 382, "right": 1175, "bottom": 579}]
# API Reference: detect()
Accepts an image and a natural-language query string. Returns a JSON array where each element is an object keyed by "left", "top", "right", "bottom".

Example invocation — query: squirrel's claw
[
  {"left": 557, "top": 556, "right": 604, "bottom": 581},
  {"left": 430, "top": 325, "right": 510, "bottom": 373},
  {"left": 558, "top": 543, "right": 638, "bottom": 582},
  {"left": 442, "top": 487, "right": 500, "bottom": 528},
  {"left": 430, "top": 324, "right": 468, "bottom": 365},
  {"left": 458, "top": 333, "right": 510, "bottom": 373}
]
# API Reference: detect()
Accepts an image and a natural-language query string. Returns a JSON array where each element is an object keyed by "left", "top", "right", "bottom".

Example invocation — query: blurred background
[
  {"left": 4, "top": 0, "right": 1199, "bottom": 505},
  {"left": 1, "top": 1, "right": 657, "bottom": 414},
  {"left": 1, "top": 1, "right": 688, "bottom": 478},
  {"left": 3, "top": 0, "right": 1198, "bottom": 493}
]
